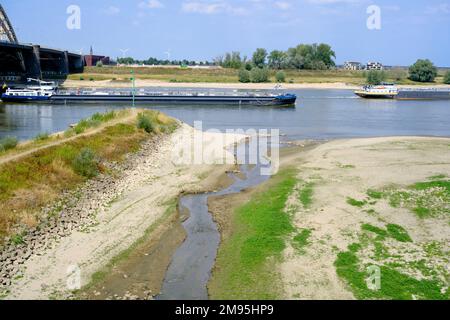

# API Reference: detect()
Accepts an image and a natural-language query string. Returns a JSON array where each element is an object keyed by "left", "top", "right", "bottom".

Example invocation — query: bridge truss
[{"left": 0, "top": 4, "right": 18, "bottom": 43}]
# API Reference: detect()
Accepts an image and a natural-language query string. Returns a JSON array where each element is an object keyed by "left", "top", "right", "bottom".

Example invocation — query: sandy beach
[
  {"left": 61, "top": 79, "right": 450, "bottom": 91},
  {"left": 62, "top": 79, "right": 360, "bottom": 90}
]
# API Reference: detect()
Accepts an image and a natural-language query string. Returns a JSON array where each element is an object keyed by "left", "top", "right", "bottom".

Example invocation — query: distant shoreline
[
  {"left": 61, "top": 79, "right": 450, "bottom": 91},
  {"left": 61, "top": 80, "right": 359, "bottom": 90}
]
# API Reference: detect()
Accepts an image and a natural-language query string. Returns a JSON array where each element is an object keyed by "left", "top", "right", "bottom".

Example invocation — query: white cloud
[
  {"left": 426, "top": 3, "right": 450, "bottom": 14},
  {"left": 274, "top": 1, "right": 291, "bottom": 10},
  {"left": 139, "top": 0, "right": 164, "bottom": 9},
  {"left": 305, "top": 0, "right": 363, "bottom": 4},
  {"left": 182, "top": 1, "right": 247, "bottom": 15},
  {"left": 103, "top": 6, "right": 120, "bottom": 15}
]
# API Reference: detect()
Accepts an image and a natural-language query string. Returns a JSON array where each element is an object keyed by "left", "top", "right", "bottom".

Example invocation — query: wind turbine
[
  {"left": 164, "top": 49, "right": 172, "bottom": 61},
  {"left": 119, "top": 48, "right": 130, "bottom": 59}
]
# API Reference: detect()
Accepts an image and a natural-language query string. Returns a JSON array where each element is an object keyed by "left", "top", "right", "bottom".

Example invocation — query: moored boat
[{"left": 0, "top": 79, "right": 56, "bottom": 102}]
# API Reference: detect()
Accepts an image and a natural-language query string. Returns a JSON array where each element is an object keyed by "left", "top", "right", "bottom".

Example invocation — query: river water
[{"left": 1, "top": 89, "right": 450, "bottom": 141}]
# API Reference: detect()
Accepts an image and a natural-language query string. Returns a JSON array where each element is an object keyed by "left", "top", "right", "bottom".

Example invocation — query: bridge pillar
[
  {"left": 29, "top": 45, "right": 42, "bottom": 79},
  {"left": 61, "top": 51, "right": 69, "bottom": 75}
]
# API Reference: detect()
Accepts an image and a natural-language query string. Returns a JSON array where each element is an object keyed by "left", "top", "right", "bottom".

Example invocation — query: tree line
[
  {"left": 116, "top": 57, "right": 215, "bottom": 66},
  {"left": 216, "top": 43, "right": 336, "bottom": 71}
]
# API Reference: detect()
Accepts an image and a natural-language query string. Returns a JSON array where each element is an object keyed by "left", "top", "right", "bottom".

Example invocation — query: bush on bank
[{"left": 0, "top": 136, "right": 18, "bottom": 153}]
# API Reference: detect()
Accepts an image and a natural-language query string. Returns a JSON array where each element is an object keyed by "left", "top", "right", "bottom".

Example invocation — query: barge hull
[
  {"left": 396, "top": 91, "right": 450, "bottom": 100},
  {"left": 49, "top": 95, "right": 297, "bottom": 106}
]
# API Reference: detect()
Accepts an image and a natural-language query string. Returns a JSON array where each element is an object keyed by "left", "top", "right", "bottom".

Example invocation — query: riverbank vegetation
[
  {"left": 0, "top": 137, "right": 18, "bottom": 153},
  {"left": 408, "top": 59, "right": 438, "bottom": 83},
  {"left": 444, "top": 71, "right": 450, "bottom": 84},
  {"left": 68, "top": 66, "right": 449, "bottom": 86},
  {"left": 209, "top": 168, "right": 298, "bottom": 299},
  {"left": 0, "top": 110, "right": 178, "bottom": 244}
]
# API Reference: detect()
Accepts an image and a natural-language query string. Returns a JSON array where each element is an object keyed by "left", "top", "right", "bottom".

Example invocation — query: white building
[
  {"left": 344, "top": 61, "right": 363, "bottom": 71},
  {"left": 366, "top": 61, "right": 383, "bottom": 70}
]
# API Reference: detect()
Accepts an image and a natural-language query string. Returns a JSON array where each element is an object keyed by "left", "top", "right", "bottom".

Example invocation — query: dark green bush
[
  {"left": 0, "top": 136, "right": 18, "bottom": 152},
  {"left": 35, "top": 132, "right": 50, "bottom": 142},
  {"left": 72, "top": 148, "right": 99, "bottom": 178},
  {"left": 444, "top": 71, "right": 450, "bottom": 85},
  {"left": 275, "top": 71, "right": 286, "bottom": 83},
  {"left": 250, "top": 67, "right": 269, "bottom": 83},
  {"left": 238, "top": 69, "right": 251, "bottom": 83},
  {"left": 137, "top": 113, "right": 154, "bottom": 133},
  {"left": 366, "top": 70, "right": 387, "bottom": 85}
]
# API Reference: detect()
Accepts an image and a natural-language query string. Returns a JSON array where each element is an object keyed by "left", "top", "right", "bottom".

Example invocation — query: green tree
[
  {"left": 409, "top": 59, "right": 438, "bottom": 83},
  {"left": 221, "top": 51, "right": 243, "bottom": 69},
  {"left": 275, "top": 71, "right": 286, "bottom": 83},
  {"left": 285, "top": 43, "right": 335, "bottom": 70},
  {"left": 366, "top": 70, "right": 387, "bottom": 85},
  {"left": 96, "top": 61, "right": 103, "bottom": 67},
  {"left": 250, "top": 67, "right": 269, "bottom": 83},
  {"left": 238, "top": 69, "right": 251, "bottom": 83},
  {"left": 252, "top": 48, "right": 268, "bottom": 68},
  {"left": 316, "top": 43, "right": 336, "bottom": 68},
  {"left": 443, "top": 71, "right": 450, "bottom": 84},
  {"left": 268, "top": 50, "right": 287, "bottom": 69}
]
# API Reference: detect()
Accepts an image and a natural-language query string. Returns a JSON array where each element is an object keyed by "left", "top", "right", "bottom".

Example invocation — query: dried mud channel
[{"left": 156, "top": 142, "right": 272, "bottom": 300}]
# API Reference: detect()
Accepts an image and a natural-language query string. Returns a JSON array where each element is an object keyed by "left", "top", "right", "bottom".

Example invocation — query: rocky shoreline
[{"left": 0, "top": 133, "right": 168, "bottom": 297}]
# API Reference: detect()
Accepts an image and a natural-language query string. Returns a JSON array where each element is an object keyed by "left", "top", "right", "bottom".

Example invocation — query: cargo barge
[
  {"left": 49, "top": 91, "right": 297, "bottom": 106},
  {"left": 0, "top": 80, "right": 297, "bottom": 106},
  {"left": 355, "top": 83, "right": 450, "bottom": 100}
]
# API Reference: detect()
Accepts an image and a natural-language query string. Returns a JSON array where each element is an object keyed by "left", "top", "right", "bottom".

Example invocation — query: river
[{"left": 1, "top": 89, "right": 450, "bottom": 141}]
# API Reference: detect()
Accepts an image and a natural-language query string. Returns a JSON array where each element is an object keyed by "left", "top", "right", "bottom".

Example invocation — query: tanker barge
[
  {"left": 49, "top": 91, "right": 297, "bottom": 106},
  {"left": 0, "top": 81, "right": 297, "bottom": 106}
]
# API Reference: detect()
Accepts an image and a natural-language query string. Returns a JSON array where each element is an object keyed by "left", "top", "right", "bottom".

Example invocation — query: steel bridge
[{"left": 0, "top": 4, "right": 84, "bottom": 83}]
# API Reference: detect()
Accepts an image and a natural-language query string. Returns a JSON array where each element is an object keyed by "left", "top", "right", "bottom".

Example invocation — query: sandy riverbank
[
  {"left": 208, "top": 137, "right": 450, "bottom": 300},
  {"left": 2, "top": 122, "right": 246, "bottom": 300},
  {"left": 61, "top": 79, "right": 450, "bottom": 91},
  {"left": 62, "top": 79, "right": 359, "bottom": 90}
]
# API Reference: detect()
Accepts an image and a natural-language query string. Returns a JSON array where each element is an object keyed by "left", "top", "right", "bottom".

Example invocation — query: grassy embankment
[
  {"left": 209, "top": 168, "right": 303, "bottom": 299},
  {"left": 209, "top": 162, "right": 449, "bottom": 300},
  {"left": 0, "top": 109, "right": 178, "bottom": 245},
  {"left": 68, "top": 66, "right": 449, "bottom": 85}
]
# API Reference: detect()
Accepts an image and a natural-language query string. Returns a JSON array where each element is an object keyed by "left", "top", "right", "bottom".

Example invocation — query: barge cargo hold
[
  {"left": 49, "top": 92, "right": 297, "bottom": 106},
  {"left": 396, "top": 89, "right": 450, "bottom": 100},
  {"left": 355, "top": 83, "right": 450, "bottom": 100}
]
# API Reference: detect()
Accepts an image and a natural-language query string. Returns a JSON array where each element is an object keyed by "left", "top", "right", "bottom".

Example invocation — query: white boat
[
  {"left": 354, "top": 83, "right": 399, "bottom": 99},
  {"left": 1, "top": 78, "right": 56, "bottom": 103}
]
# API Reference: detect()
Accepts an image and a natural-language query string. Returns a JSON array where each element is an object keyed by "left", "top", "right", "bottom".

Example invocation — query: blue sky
[{"left": 3, "top": 0, "right": 450, "bottom": 66}]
